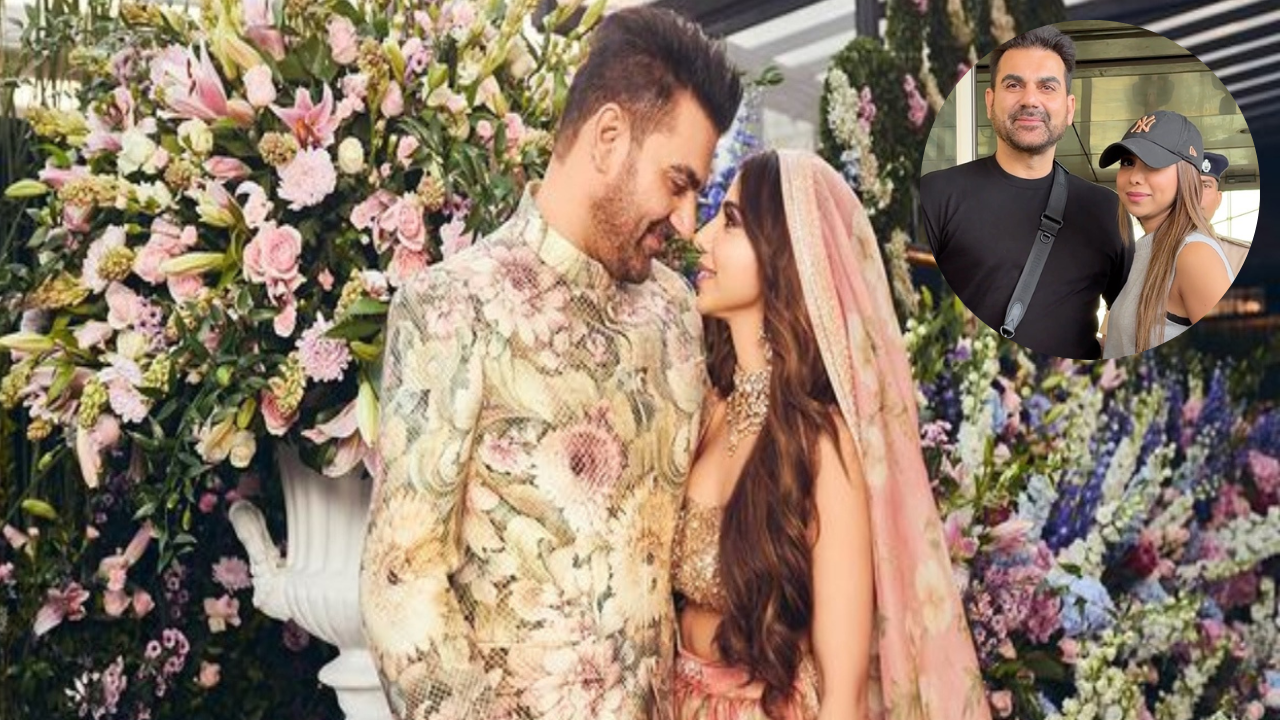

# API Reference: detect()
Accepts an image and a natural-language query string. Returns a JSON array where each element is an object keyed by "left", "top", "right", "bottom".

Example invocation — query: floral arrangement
[
  {"left": 907, "top": 289, "right": 1280, "bottom": 720},
  {"left": 0, "top": 0, "right": 600, "bottom": 716}
]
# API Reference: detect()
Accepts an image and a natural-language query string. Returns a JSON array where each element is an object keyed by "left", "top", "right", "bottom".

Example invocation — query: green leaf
[
  {"left": 46, "top": 359, "right": 75, "bottom": 402},
  {"left": 344, "top": 297, "right": 389, "bottom": 316},
  {"left": 325, "top": 318, "right": 383, "bottom": 341},
  {"left": 133, "top": 502, "right": 157, "bottom": 520}
]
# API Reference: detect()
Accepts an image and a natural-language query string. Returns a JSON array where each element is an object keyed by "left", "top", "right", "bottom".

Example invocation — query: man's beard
[
  {"left": 993, "top": 108, "right": 1067, "bottom": 154},
  {"left": 588, "top": 162, "right": 669, "bottom": 284}
]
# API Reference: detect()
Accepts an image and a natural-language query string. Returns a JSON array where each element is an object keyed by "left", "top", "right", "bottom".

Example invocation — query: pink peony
[
  {"left": 277, "top": 147, "right": 337, "bottom": 210},
  {"left": 327, "top": 16, "right": 360, "bottom": 65},
  {"left": 296, "top": 315, "right": 352, "bottom": 383},
  {"left": 244, "top": 64, "right": 277, "bottom": 108}
]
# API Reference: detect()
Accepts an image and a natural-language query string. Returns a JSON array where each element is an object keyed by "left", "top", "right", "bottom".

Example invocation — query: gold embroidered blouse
[{"left": 672, "top": 497, "right": 730, "bottom": 612}]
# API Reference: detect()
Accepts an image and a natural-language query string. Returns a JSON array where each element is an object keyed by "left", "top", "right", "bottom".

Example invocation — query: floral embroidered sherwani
[{"left": 361, "top": 184, "right": 705, "bottom": 720}]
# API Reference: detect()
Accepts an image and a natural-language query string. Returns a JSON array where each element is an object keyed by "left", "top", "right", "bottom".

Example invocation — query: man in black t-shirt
[{"left": 920, "top": 25, "right": 1131, "bottom": 360}]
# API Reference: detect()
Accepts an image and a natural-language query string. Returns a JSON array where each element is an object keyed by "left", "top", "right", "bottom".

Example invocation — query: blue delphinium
[{"left": 1051, "top": 573, "right": 1117, "bottom": 637}]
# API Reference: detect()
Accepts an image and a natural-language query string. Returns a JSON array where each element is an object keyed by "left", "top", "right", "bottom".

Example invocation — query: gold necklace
[{"left": 725, "top": 332, "right": 772, "bottom": 457}]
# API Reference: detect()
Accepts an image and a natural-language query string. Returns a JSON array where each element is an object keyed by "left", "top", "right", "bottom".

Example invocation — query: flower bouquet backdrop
[{"left": 0, "top": 0, "right": 597, "bottom": 716}]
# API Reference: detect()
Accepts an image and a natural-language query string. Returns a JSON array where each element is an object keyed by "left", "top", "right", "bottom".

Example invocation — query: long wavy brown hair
[
  {"left": 1118, "top": 160, "right": 1216, "bottom": 352},
  {"left": 704, "top": 150, "right": 843, "bottom": 719}
]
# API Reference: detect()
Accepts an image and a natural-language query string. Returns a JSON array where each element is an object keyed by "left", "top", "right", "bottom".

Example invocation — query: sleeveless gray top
[{"left": 1103, "top": 231, "right": 1234, "bottom": 359}]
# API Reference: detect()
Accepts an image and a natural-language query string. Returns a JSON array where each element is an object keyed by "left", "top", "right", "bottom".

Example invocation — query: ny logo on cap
[
  {"left": 1190, "top": 146, "right": 1197, "bottom": 157},
  {"left": 1131, "top": 115, "right": 1157, "bottom": 133}
]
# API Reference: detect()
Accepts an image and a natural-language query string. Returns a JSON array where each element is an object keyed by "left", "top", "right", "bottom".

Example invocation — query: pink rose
[
  {"left": 244, "top": 64, "right": 277, "bottom": 107},
  {"left": 167, "top": 273, "right": 204, "bottom": 302},
  {"left": 350, "top": 190, "right": 395, "bottom": 231},
  {"left": 327, "top": 16, "right": 359, "bottom": 65},
  {"left": 261, "top": 389, "right": 298, "bottom": 435},
  {"left": 396, "top": 135, "right": 420, "bottom": 167},
  {"left": 476, "top": 119, "right": 494, "bottom": 143},
  {"left": 381, "top": 80, "right": 404, "bottom": 118},
  {"left": 243, "top": 222, "right": 303, "bottom": 289},
  {"left": 388, "top": 195, "right": 426, "bottom": 251},
  {"left": 204, "top": 156, "right": 251, "bottom": 180}
]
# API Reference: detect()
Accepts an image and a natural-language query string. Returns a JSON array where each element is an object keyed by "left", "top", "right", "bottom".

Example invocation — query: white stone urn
[{"left": 228, "top": 444, "right": 392, "bottom": 720}]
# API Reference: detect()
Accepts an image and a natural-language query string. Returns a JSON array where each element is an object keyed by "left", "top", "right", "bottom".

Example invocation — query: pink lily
[
  {"left": 38, "top": 163, "right": 90, "bottom": 190},
  {"left": 34, "top": 582, "right": 90, "bottom": 637},
  {"left": 151, "top": 44, "right": 253, "bottom": 125},
  {"left": 271, "top": 85, "right": 340, "bottom": 148},
  {"left": 242, "top": 0, "right": 286, "bottom": 60},
  {"left": 301, "top": 398, "right": 372, "bottom": 477}
]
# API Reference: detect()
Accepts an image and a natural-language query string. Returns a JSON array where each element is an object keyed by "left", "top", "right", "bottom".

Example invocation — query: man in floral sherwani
[{"left": 360, "top": 8, "right": 741, "bottom": 720}]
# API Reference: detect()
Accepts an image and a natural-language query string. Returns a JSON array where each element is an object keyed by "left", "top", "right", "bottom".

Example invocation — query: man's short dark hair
[
  {"left": 989, "top": 25, "right": 1076, "bottom": 91},
  {"left": 554, "top": 7, "right": 742, "bottom": 156}
]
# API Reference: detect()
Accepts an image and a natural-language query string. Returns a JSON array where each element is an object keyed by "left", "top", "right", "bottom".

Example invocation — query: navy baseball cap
[
  {"left": 1099, "top": 110, "right": 1204, "bottom": 170},
  {"left": 1199, "top": 151, "right": 1229, "bottom": 179}
]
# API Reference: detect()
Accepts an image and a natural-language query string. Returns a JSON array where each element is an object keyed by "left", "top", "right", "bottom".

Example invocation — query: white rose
[
  {"left": 117, "top": 129, "right": 158, "bottom": 176},
  {"left": 337, "top": 137, "right": 366, "bottom": 175},
  {"left": 178, "top": 119, "right": 214, "bottom": 156}
]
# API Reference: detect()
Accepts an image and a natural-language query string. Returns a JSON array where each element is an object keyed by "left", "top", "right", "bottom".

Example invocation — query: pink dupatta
[{"left": 778, "top": 150, "right": 991, "bottom": 720}]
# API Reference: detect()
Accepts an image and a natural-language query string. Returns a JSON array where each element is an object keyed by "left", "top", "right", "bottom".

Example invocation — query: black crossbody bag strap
[{"left": 1000, "top": 162, "right": 1069, "bottom": 338}]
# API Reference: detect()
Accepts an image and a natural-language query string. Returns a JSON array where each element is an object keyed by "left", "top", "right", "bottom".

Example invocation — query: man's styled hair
[
  {"left": 989, "top": 25, "right": 1077, "bottom": 91},
  {"left": 553, "top": 7, "right": 742, "bottom": 156}
]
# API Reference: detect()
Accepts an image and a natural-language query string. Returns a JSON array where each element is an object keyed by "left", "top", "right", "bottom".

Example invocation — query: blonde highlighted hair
[{"left": 1118, "top": 160, "right": 1217, "bottom": 353}]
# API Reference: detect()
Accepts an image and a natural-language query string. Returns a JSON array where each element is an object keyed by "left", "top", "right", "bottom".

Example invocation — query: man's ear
[
  {"left": 589, "top": 103, "right": 630, "bottom": 175},
  {"left": 1067, "top": 93, "right": 1077, "bottom": 126},
  {"left": 984, "top": 86, "right": 994, "bottom": 121}
]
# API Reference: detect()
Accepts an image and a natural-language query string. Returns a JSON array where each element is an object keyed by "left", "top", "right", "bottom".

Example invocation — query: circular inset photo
[{"left": 918, "top": 21, "right": 1258, "bottom": 360}]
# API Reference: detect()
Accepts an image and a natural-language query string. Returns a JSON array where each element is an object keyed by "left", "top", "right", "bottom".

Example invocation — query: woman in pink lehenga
[{"left": 671, "top": 149, "right": 992, "bottom": 720}]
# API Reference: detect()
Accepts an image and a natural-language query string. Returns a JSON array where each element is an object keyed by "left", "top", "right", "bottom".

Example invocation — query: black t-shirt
[{"left": 920, "top": 155, "right": 1132, "bottom": 360}]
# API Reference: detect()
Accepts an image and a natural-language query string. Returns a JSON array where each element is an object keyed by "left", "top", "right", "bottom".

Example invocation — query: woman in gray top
[{"left": 1099, "top": 110, "right": 1235, "bottom": 358}]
